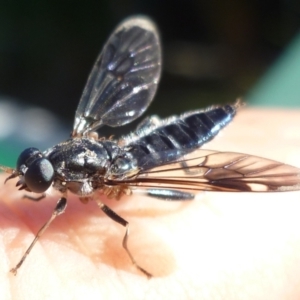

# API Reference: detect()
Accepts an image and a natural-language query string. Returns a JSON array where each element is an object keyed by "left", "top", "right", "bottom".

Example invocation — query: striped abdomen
[{"left": 126, "top": 104, "right": 237, "bottom": 169}]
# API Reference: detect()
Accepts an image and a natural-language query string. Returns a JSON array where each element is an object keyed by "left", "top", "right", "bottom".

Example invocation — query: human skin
[{"left": 0, "top": 108, "right": 300, "bottom": 299}]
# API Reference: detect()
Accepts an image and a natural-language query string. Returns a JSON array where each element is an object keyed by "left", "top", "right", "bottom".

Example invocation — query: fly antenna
[
  {"left": 0, "top": 165, "right": 18, "bottom": 183},
  {"left": 0, "top": 164, "right": 16, "bottom": 175}
]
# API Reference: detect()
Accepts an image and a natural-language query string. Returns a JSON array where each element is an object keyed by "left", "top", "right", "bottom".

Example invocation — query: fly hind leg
[
  {"left": 180, "top": 160, "right": 203, "bottom": 176},
  {"left": 95, "top": 199, "right": 152, "bottom": 278},
  {"left": 134, "top": 188, "right": 195, "bottom": 201}
]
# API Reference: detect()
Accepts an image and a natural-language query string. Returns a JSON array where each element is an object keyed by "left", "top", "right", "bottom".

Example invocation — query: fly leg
[
  {"left": 180, "top": 160, "right": 203, "bottom": 175},
  {"left": 23, "top": 193, "right": 46, "bottom": 201},
  {"left": 136, "top": 115, "right": 161, "bottom": 131},
  {"left": 16, "top": 180, "right": 46, "bottom": 201},
  {"left": 10, "top": 197, "right": 67, "bottom": 275},
  {"left": 16, "top": 178, "right": 46, "bottom": 201},
  {"left": 95, "top": 199, "right": 152, "bottom": 278},
  {"left": 134, "top": 188, "right": 195, "bottom": 201}
]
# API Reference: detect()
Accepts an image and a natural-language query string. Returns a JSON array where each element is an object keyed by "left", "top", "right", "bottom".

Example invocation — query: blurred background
[{"left": 0, "top": 0, "right": 300, "bottom": 166}]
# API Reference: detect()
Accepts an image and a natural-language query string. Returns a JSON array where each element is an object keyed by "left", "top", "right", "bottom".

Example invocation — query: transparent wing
[
  {"left": 72, "top": 16, "right": 161, "bottom": 137},
  {"left": 108, "top": 150, "right": 300, "bottom": 192}
]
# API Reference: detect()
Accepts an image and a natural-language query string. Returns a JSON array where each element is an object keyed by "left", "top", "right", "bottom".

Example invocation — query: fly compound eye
[
  {"left": 16, "top": 147, "right": 41, "bottom": 171},
  {"left": 24, "top": 158, "right": 54, "bottom": 193}
]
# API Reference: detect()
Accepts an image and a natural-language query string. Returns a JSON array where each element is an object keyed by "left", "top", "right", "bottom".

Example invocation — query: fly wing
[
  {"left": 111, "top": 150, "right": 300, "bottom": 192},
  {"left": 73, "top": 16, "right": 161, "bottom": 136}
]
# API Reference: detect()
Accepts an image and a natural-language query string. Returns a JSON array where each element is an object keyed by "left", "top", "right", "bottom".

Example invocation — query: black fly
[{"left": 1, "top": 16, "right": 300, "bottom": 277}]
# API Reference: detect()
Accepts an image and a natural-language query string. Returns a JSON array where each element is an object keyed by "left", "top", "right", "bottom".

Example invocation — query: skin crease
[{"left": 0, "top": 108, "right": 300, "bottom": 299}]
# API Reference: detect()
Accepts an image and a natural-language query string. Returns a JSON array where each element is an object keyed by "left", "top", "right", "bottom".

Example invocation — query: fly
[{"left": 1, "top": 16, "right": 300, "bottom": 278}]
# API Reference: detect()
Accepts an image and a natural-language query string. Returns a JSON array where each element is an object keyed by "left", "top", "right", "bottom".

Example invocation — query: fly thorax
[{"left": 46, "top": 138, "right": 116, "bottom": 181}]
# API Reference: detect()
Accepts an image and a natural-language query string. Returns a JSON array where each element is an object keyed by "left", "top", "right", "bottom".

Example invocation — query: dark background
[{"left": 1, "top": 1, "right": 300, "bottom": 123}]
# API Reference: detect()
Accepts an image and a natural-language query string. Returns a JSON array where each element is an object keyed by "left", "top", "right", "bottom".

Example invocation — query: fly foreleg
[
  {"left": 23, "top": 193, "right": 46, "bottom": 201},
  {"left": 10, "top": 197, "right": 67, "bottom": 275}
]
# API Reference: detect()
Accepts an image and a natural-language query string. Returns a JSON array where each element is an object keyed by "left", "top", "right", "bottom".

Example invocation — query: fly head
[{"left": 14, "top": 147, "right": 54, "bottom": 193}]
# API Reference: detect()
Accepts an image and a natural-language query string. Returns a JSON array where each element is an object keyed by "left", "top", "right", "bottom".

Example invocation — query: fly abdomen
[
  {"left": 182, "top": 104, "right": 236, "bottom": 143},
  {"left": 126, "top": 103, "right": 237, "bottom": 169}
]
